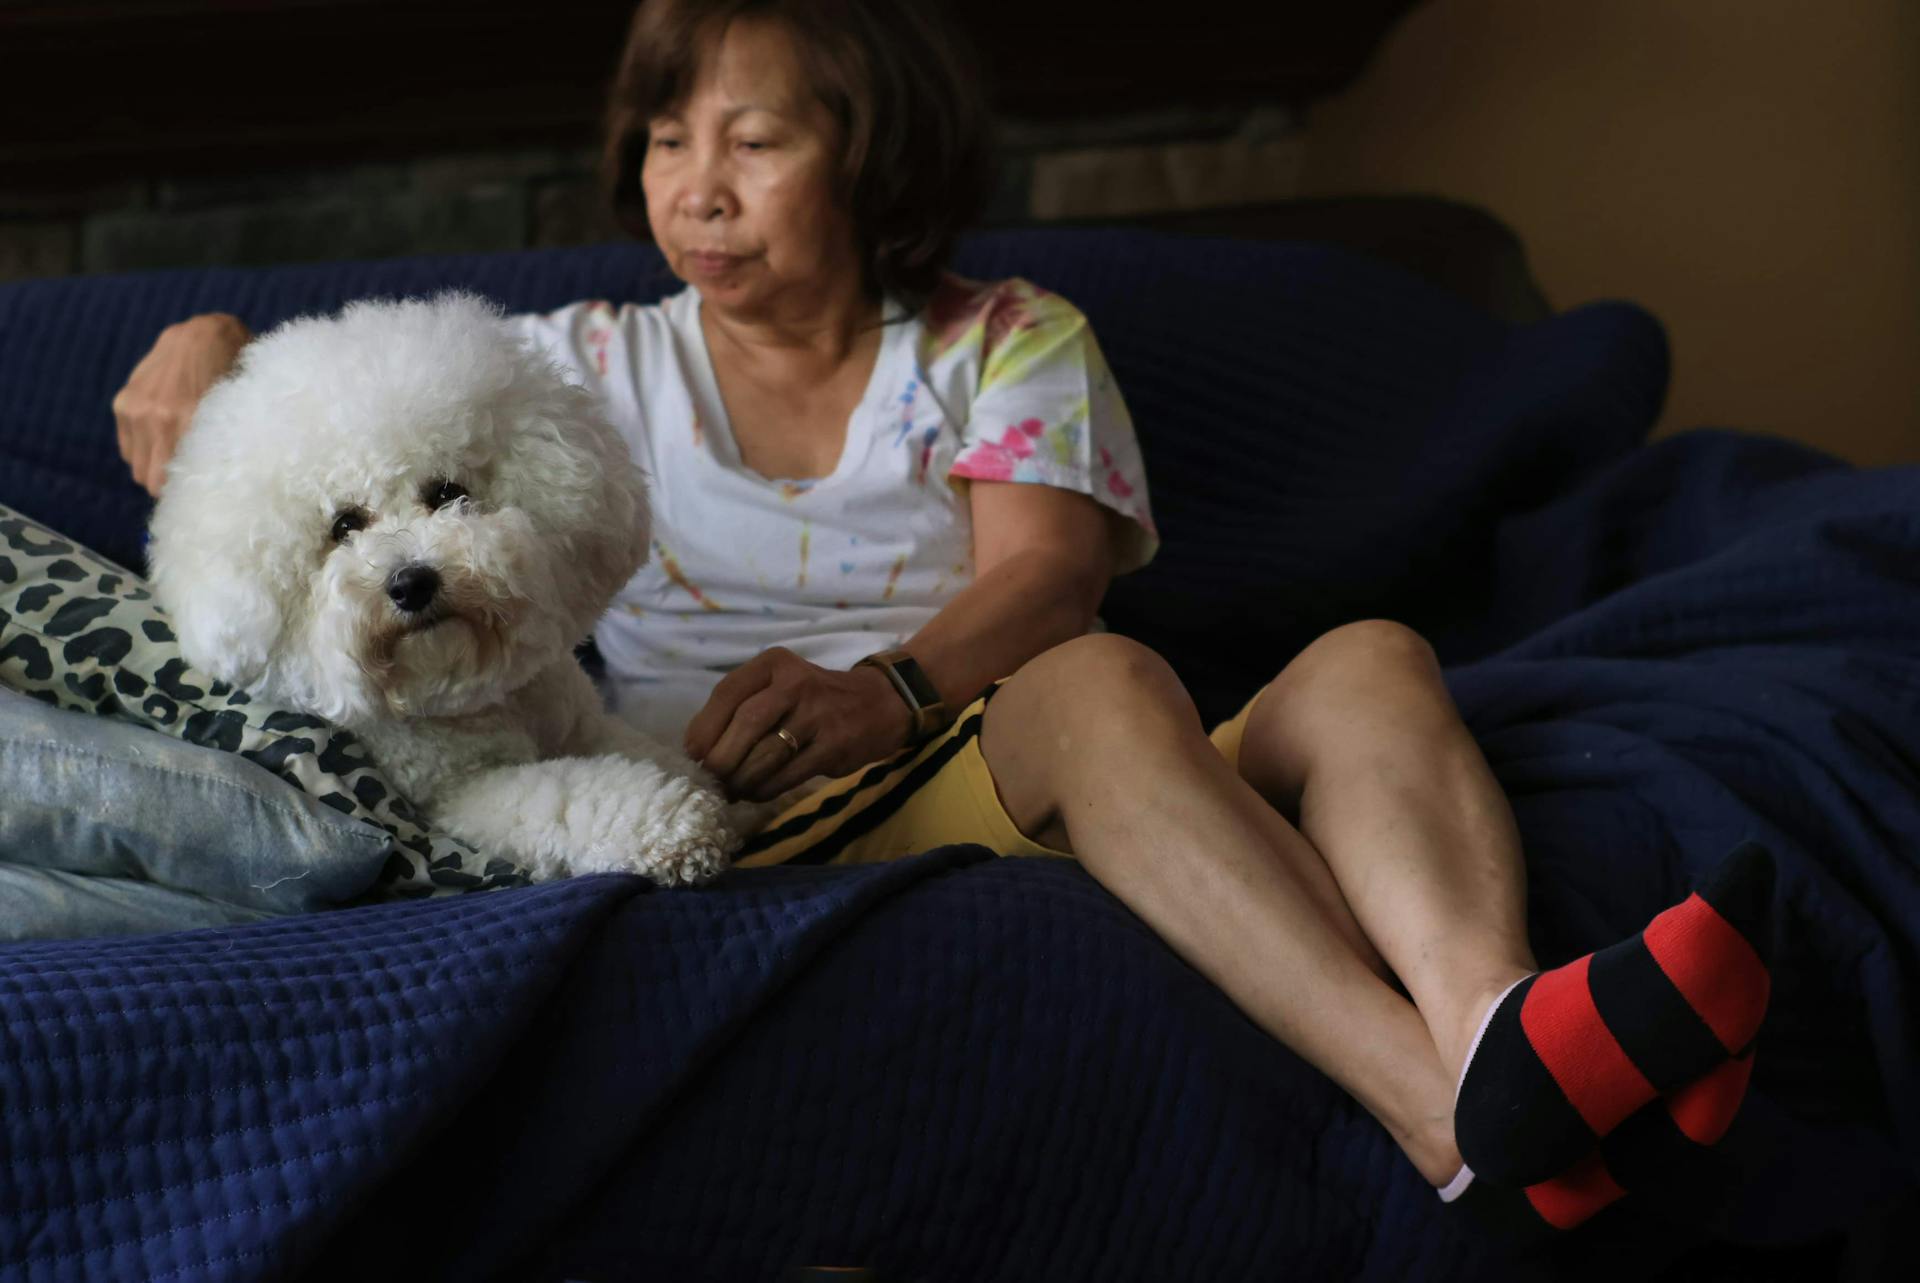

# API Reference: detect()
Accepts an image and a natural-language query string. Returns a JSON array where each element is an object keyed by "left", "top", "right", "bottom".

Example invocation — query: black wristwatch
[{"left": 855, "top": 649, "right": 949, "bottom": 744}]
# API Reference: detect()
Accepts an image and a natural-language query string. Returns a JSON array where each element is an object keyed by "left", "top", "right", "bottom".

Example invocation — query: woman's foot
[{"left": 1451, "top": 840, "right": 1776, "bottom": 1193}]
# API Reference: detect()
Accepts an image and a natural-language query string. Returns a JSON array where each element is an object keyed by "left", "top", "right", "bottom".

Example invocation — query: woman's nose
[{"left": 678, "top": 157, "right": 735, "bottom": 220}]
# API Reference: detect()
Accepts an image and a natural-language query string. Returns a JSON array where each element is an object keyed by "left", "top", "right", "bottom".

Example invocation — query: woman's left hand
[{"left": 684, "top": 647, "right": 914, "bottom": 801}]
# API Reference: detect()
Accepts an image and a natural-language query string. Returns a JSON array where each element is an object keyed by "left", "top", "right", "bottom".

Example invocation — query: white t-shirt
[{"left": 507, "top": 273, "right": 1157, "bottom": 743}]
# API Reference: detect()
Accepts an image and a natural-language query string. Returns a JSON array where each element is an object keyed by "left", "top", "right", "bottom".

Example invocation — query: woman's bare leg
[
  {"left": 1230, "top": 620, "right": 1537, "bottom": 1081},
  {"left": 981, "top": 633, "right": 1463, "bottom": 1183}
]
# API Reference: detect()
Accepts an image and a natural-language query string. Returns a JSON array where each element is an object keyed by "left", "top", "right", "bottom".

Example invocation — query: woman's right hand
[{"left": 112, "top": 312, "right": 253, "bottom": 497}]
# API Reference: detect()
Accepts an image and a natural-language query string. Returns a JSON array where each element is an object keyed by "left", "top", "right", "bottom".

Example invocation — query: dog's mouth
[{"left": 394, "top": 603, "right": 456, "bottom": 637}]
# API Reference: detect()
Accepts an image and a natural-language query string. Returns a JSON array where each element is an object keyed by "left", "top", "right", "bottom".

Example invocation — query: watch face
[
  {"left": 890, "top": 654, "right": 942, "bottom": 711},
  {"left": 861, "top": 650, "right": 946, "bottom": 737}
]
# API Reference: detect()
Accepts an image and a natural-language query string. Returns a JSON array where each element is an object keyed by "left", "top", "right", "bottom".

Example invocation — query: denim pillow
[
  {"left": 0, "top": 503, "right": 532, "bottom": 899},
  {"left": 0, "top": 686, "right": 398, "bottom": 939}
]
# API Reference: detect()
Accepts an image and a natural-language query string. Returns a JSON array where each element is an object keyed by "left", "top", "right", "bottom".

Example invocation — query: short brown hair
[{"left": 600, "top": 0, "right": 994, "bottom": 314}]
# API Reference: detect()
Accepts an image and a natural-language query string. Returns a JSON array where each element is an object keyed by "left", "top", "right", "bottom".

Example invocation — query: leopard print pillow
[{"left": 0, "top": 504, "right": 531, "bottom": 898}]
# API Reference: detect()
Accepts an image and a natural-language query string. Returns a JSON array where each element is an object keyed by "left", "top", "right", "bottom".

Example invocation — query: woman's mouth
[{"left": 684, "top": 251, "right": 749, "bottom": 278}]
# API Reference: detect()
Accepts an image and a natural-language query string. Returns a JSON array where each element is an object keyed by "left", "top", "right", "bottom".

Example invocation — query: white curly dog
[{"left": 149, "top": 290, "right": 738, "bottom": 886}]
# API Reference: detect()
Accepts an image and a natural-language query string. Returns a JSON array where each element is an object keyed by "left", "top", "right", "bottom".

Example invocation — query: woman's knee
[
  {"left": 981, "top": 634, "right": 1196, "bottom": 845},
  {"left": 1005, "top": 632, "right": 1190, "bottom": 718},
  {"left": 1240, "top": 620, "right": 1446, "bottom": 792},
  {"left": 1281, "top": 619, "right": 1438, "bottom": 689},
  {"left": 1263, "top": 618, "right": 1442, "bottom": 716}
]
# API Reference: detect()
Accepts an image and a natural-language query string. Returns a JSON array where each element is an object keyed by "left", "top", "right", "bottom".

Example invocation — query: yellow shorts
[{"left": 735, "top": 683, "right": 1263, "bottom": 868}]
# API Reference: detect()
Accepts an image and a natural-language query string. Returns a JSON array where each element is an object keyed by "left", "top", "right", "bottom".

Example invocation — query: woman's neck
[
  {"left": 699, "top": 277, "right": 882, "bottom": 376},
  {"left": 696, "top": 275, "right": 889, "bottom": 481}
]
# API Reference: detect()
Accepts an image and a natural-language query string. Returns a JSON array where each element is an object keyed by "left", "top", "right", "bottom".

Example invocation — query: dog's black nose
[{"left": 386, "top": 564, "right": 440, "bottom": 614}]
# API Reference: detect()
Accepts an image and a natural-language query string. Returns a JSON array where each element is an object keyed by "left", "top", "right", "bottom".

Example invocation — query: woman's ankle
[
  {"left": 1428, "top": 967, "right": 1534, "bottom": 1086},
  {"left": 1394, "top": 1112, "right": 1466, "bottom": 1187}
]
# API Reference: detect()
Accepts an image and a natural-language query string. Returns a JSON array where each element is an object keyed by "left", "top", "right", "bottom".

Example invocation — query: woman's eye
[
  {"left": 330, "top": 508, "right": 369, "bottom": 544},
  {"left": 651, "top": 135, "right": 683, "bottom": 151},
  {"left": 424, "top": 479, "right": 470, "bottom": 510},
  {"left": 737, "top": 140, "right": 769, "bottom": 152}
]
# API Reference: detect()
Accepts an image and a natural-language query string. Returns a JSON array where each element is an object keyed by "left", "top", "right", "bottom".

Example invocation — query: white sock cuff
[
  {"left": 1453, "top": 973, "right": 1534, "bottom": 1103},
  {"left": 1437, "top": 1163, "right": 1475, "bottom": 1203}
]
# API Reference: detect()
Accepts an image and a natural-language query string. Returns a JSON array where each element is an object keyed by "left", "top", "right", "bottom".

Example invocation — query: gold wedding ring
[{"left": 773, "top": 726, "right": 802, "bottom": 755}]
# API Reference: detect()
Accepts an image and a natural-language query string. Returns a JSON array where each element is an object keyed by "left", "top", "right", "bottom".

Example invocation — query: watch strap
[{"left": 856, "top": 649, "right": 948, "bottom": 742}]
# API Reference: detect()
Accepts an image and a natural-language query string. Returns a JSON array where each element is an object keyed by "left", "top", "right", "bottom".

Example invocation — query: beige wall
[{"left": 1301, "top": 0, "right": 1920, "bottom": 466}]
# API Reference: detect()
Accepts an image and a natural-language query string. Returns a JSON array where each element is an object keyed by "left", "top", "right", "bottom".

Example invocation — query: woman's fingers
[
  {"left": 693, "top": 649, "right": 914, "bottom": 800},
  {"left": 140, "top": 425, "right": 178, "bottom": 498},
  {"left": 684, "top": 650, "right": 782, "bottom": 760},
  {"left": 701, "top": 685, "right": 793, "bottom": 784},
  {"left": 112, "top": 392, "right": 134, "bottom": 467},
  {"left": 145, "top": 438, "right": 174, "bottom": 499},
  {"left": 748, "top": 730, "right": 835, "bottom": 802},
  {"left": 732, "top": 723, "right": 819, "bottom": 802}
]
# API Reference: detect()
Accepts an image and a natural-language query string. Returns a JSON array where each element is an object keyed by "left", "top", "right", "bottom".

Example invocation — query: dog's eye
[
  {"left": 330, "top": 507, "right": 369, "bottom": 544},
  {"left": 423, "top": 479, "right": 469, "bottom": 510}
]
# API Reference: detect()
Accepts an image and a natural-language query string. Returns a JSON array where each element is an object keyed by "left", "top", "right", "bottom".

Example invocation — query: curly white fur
[{"left": 149, "top": 290, "right": 736, "bottom": 885}]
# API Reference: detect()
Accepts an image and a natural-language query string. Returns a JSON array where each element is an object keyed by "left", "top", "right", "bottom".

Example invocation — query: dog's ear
[
  {"left": 147, "top": 435, "right": 291, "bottom": 693},
  {"left": 586, "top": 447, "right": 653, "bottom": 595},
  {"left": 548, "top": 429, "right": 652, "bottom": 634},
  {"left": 497, "top": 372, "right": 655, "bottom": 630},
  {"left": 143, "top": 340, "right": 317, "bottom": 695},
  {"left": 147, "top": 537, "right": 286, "bottom": 692}
]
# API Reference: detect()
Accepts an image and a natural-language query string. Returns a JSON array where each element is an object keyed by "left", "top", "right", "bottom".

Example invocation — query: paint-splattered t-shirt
[{"left": 507, "top": 274, "right": 1155, "bottom": 742}]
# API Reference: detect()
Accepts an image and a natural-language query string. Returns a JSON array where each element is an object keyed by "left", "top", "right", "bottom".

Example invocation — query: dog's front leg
[
  {"left": 434, "top": 756, "right": 734, "bottom": 886},
  {"left": 565, "top": 710, "right": 778, "bottom": 839}
]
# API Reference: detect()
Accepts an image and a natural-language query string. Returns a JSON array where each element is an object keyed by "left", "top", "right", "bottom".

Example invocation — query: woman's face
[{"left": 641, "top": 18, "right": 863, "bottom": 318}]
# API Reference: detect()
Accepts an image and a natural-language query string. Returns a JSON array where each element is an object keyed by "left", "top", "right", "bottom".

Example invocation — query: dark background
[
  {"left": 0, "top": 0, "right": 1417, "bottom": 187},
  {"left": 2, "top": 0, "right": 1914, "bottom": 468}
]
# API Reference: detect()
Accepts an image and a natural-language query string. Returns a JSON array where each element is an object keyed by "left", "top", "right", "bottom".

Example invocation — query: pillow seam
[{"left": 0, "top": 732, "right": 389, "bottom": 848}]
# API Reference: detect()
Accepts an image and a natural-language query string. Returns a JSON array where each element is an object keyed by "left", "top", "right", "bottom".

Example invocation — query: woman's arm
[
  {"left": 687, "top": 480, "right": 1119, "bottom": 801},
  {"left": 903, "top": 478, "right": 1116, "bottom": 712},
  {"left": 113, "top": 313, "right": 253, "bottom": 496}
]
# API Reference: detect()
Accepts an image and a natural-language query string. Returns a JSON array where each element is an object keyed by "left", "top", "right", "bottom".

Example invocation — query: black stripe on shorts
[{"left": 738, "top": 707, "right": 988, "bottom": 865}]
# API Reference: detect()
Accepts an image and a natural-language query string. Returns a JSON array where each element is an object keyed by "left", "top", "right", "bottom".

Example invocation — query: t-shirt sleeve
[
  {"left": 942, "top": 279, "right": 1158, "bottom": 572},
  {"left": 502, "top": 300, "right": 622, "bottom": 387},
  {"left": 502, "top": 300, "right": 647, "bottom": 455}
]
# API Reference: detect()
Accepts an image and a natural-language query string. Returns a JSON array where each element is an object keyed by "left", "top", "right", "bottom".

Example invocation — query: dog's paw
[
  {"left": 631, "top": 783, "right": 737, "bottom": 887},
  {"left": 449, "top": 755, "right": 745, "bottom": 886}
]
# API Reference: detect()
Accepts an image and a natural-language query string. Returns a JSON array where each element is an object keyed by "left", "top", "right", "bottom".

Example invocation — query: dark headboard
[{"left": 0, "top": 1, "right": 1422, "bottom": 191}]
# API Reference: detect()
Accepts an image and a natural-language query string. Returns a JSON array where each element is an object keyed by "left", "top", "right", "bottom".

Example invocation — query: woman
[{"left": 113, "top": 0, "right": 1773, "bottom": 1237}]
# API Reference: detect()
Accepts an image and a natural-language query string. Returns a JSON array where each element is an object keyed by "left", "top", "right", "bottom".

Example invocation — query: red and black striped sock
[
  {"left": 1452, "top": 840, "right": 1775, "bottom": 1189},
  {"left": 1443, "top": 1086, "right": 1749, "bottom": 1242},
  {"left": 1441, "top": 1154, "right": 1627, "bottom": 1244}
]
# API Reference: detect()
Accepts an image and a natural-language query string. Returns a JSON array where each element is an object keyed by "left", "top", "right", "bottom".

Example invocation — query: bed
[{"left": 1, "top": 226, "right": 1915, "bottom": 1281}]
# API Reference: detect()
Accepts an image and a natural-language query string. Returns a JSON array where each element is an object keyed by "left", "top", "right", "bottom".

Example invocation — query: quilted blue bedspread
[{"left": 2, "top": 233, "right": 1917, "bottom": 1281}]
